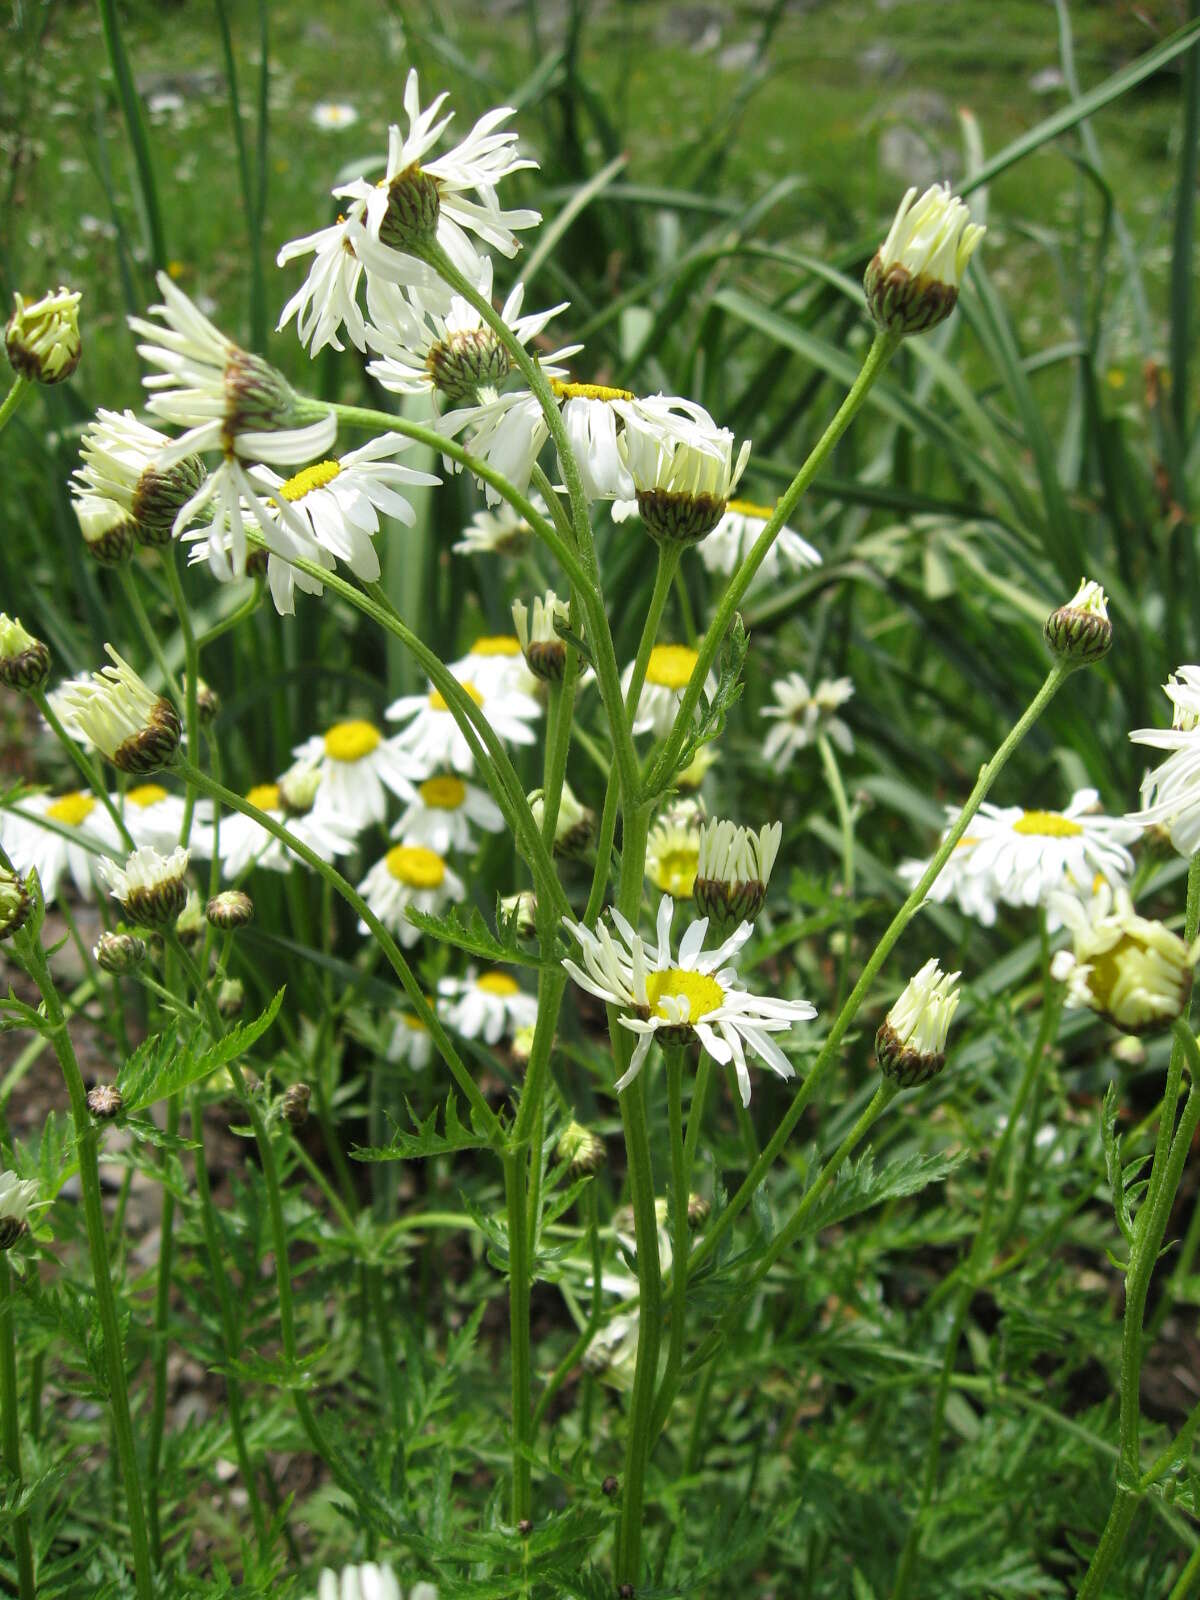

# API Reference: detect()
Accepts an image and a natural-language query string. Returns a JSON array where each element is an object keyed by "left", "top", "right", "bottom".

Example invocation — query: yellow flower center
[
  {"left": 323, "top": 720, "right": 381, "bottom": 763},
  {"left": 645, "top": 968, "right": 725, "bottom": 1023},
  {"left": 46, "top": 791, "right": 95, "bottom": 827},
  {"left": 477, "top": 970, "right": 520, "bottom": 997},
  {"left": 468, "top": 635, "right": 522, "bottom": 658},
  {"left": 247, "top": 783, "right": 281, "bottom": 811},
  {"left": 429, "top": 681, "right": 484, "bottom": 712},
  {"left": 953, "top": 835, "right": 979, "bottom": 851},
  {"left": 726, "top": 498, "right": 774, "bottom": 521},
  {"left": 400, "top": 1011, "right": 429, "bottom": 1033},
  {"left": 385, "top": 844, "right": 445, "bottom": 888},
  {"left": 549, "top": 378, "right": 636, "bottom": 403},
  {"left": 646, "top": 645, "right": 699, "bottom": 690},
  {"left": 1012, "top": 810, "right": 1083, "bottom": 838},
  {"left": 126, "top": 783, "right": 169, "bottom": 809},
  {"left": 419, "top": 775, "right": 467, "bottom": 810},
  {"left": 648, "top": 847, "right": 699, "bottom": 898},
  {"left": 278, "top": 460, "right": 342, "bottom": 501}
]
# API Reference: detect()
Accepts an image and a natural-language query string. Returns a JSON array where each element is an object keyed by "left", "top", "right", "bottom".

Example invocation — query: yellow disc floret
[
  {"left": 477, "top": 970, "right": 521, "bottom": 997},
  {"left": 247, "top": 783, "right": 281, "bottom": 811},
  {"left": 1012, "top": 810, "right": 1083, "bottom": 838},
  {"left": 645, "top": 968, "right": 725, "bottom": 1023},
  {"left": 46, "top": 791, "right": 96, "bottom": 827},
  {"left": 385, "top": 844, "right": 445, "bottom": 888},
  {"left": 429, "top": 681, "right": 484, "bottom": 711},
  {"left": 726, "top": 498, "right": 775, "bottom": 521},
  {"left": 468, "top": 635, "right": 521, "bottom": 657},
  {"left": 323, "top": 720, "right": 381, "bottom": 762},
  {"left": 419, "top": 776, "right": 467, "bottom": 810},
  {"left": 646, "top": 645, "right": 699, "bottom": 690},
  {"left": 125, "top": 783, "right": 169, "bottom": 809},
  {"left": 278, "top": 460, "right": 342, "bottom": 501}
]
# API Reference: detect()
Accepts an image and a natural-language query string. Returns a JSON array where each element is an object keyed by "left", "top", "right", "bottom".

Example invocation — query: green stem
[
  {"left": 0, "top": 1255, "right": 35, "bottom": 1600},
  {"left": 648, "top": 1050, "right": 690, "bottom": 1440},
  {"left": 195, "top": 579, "right": 264, "bottom": 650},
  {"left": 532, "top": 1182, "right": 602, "bottom": 1430},
  {"left": 1170, "top": 1540, "right": 1200, "bottom": 1600},
  {"left": 145, "top": 1091, "right": 180, "bottom": 1565},
  {"left": 645, "top": 330, "right": 902, "bottom": 794},
  {"left": 686, "top": 661, "right": 1074, "bottom": 1284},
  {"left": 625, "top": 548, "right": 682, "bottom": 718},
  {"left": 816, "top": 730, "right": 855, "bottom": 1008},
  {"left": 161, "top": 547, "right": 201, "bottom": 843},
  {"left": 504, "top": 1150, "right": 533, "bottom": 1523},
  {"left": 0, "top": 375, "right": 29, "bottom": 435},
  {"left": 117, "top": 566, "right": 183, "bottom": 704},
  {"left": 14, "top": 924, "right": 154, "bottom": 1600}
]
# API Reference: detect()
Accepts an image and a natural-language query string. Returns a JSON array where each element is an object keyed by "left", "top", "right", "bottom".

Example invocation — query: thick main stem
[{"left": 0, "top": 1254, "right": 35, "bottom": 1600}]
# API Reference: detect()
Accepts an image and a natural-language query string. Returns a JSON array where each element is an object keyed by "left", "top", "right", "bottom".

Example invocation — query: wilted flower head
[
  {"left": 1050, "top": 883, "right": 1199, "bottom": 1035},
  {"left": 94, "top": 930, "right": 147, "bottom": 974},
  {"left": 865, "top": 183, "right": 984, "bottom": 335},
  {"left": 694, "top": 820, "right": 781, "bottom": 924},
  {"left": 98, "top": 846, "right": 189, "bottom": 928},
  {"left": 73, "top": 409, "right": 207, "bottom": 549},
  {"left": 875, "top": 958, "right": 961, "bottom": 1085},
  {"left": 6, "top": 286, "right": 81, "bottom": 383},
  {"left": 55, "top": 647, "right": 181, "bottom": 774},
  {"left": 1044, "top": 578, "right": 1112, "bottom": 666},
  {"left": 0, "top": 615, "right": 51, "bottom": 692}
]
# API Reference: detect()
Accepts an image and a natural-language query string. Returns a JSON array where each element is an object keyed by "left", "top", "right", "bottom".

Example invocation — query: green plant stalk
[
  {"left": 1076, "top": 1019, "right": 1200, "bottom": 1600},
  {"left": 503, "top": 1148, "right": 534, "bottom": 1523},
  {"left": 117, "top": 566, "right": 183, "bottom": 704},
  {"left": 532, "top": 1181, "right": 602, "bottom": 1429},
  {"left": 646, "top": 329, "right": 902, "bottom": 794},
  {"left": 1169, "top": 1540, "right": 1200, "bottom": 1600},
  {"left": 186, "top": 1085, "right": 269, "bottom": 1552},
  {"left": 31, "top": 689, "right": 135, "bottom": 851},
  {"left": 816, "top": 730, "right": 855, "bottom": 1007},
  {"left": 162, "top": 547, "right": 201, "bottom": 843},
  {"left": 96, "top": 0, "right": 165, "bottom": 267},
  {"left": 685, "top": 660, "right": 1074, "bottom": 1284},
  {"left": 625, "top": 548, "right": 682, "bottom": 718},
  {"left": 15, "top": 925, "right": 154, "bottom": 1600},
  {"left": 0, "top": 1254, "right": 35, "bottom": 1600},
  {"left": 0, "top": 375, "right": 29, "bottom": 435},
  {"left": 195, "top": 579, "right": 264, "bottom": 650},
  {"left": 145, "top": 1091, "right": 180, "bottom": 1565},
  {"left": 648, "top": 1050, "right": 690, "bottom": 1440}
]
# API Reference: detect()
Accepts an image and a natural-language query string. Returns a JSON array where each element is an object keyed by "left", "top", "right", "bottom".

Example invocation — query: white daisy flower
[
  {"left": 0, "top": 790, "right": 122, "bottom": 903},
  {"left": 190, "top": 780, "right": 360, "bottom": 880},
  {"left": 448, "top": 634, "right": 539, "bottom": 697},
  {"left": 761, "top": 673, "right": 854, "bottom": 763},
  {"left": 1130, "top": 665, "right": 1200, "bottom": 855},
  {"left": 254, "top": 433, "right": 441, "bottom": 586},
  {"left": 897, "top": 834, "right": 1002, "bottom": 927},
  {"left": 622, "top": 644, "right": 716, "bottom": 739},
  {"left": 97, "top": 844, "right": 190, "bottom": 927},
  {"left": 452, "top": 494, "right": 545, "bottom": 558},
  {"left": 293, "top": 721, "right": 422, "bottom": 829},
  {"left": 697, "top": 499, "right": 822, "bottom": 582},
  {"left": 694, "top": 818, "right": 781, "bottom": 923},
  {"left": 308, "top": 1562, "right": 438, "bottom": 1600},
  {"left": 561, "top": 895, "right": 817, "bottom": 1105},
  {"left": 435, "top": 388, "right": 548, "bottom": 505},
  {"left": 54, "top": 646, "right": 181, "bottom": 775},
  {"left": 71, "top": 408, "right": 206, "bottom": 549},
  {"left": 118, "top": 782, "right": 188, "bottom": 851},
  {"left": 387, "top": 1006, "right": 436, "bottom": 1070},
  {"left": 1049, "top": 882, "right": 1199, "bottom": 1035},
  {"left": 311, "top": 102, "right": 359, "bottom": 131},
  {"left": 438, "top": 967, "right": 537, "bottom": 1044},
  {"left": 337, "top": 68, "right": 540, "bottom": 286},
  {"left": 386, "top": 669, "right": 541, "bottom": 776},
  {"left": 357, "top": 842, "right": 465, "bottom": 945},
  {"left": 391, "top": 774, "right": 504, "bottom": 854},
  {"left": 365, "top": 258, "right": 576, "bottom": 408},
  {"left": 276, "top": 208, "right": 376, "bottom": 357},
  {"left": 181, "top": 493, "right": 331, "bottom": 618}
]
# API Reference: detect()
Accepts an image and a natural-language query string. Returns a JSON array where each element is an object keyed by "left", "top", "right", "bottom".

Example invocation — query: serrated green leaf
[
  {"left": 351, "top": 1095, "right": 491, "bottom": 1161},
  {"left": 404, "top": 901, "right": 552, "bottom": 967}
]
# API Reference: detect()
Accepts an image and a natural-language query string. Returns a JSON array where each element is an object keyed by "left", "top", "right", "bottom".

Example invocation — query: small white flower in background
[
  {"left": 695, "top": 819, "right": 782, "bottom": 924},
  {"left": 391, "top": 774, "right": 504, "bottom": 854},
  {"left": 616, "top": 406, "right": 750, "bottom": 546},
  {"left": 387, "top": 1007, "right": 436, "bottom": 1070},
  {"left": 623, "top": 644, "right": 715, "bottom": 739},
  {"left": 0, "top": 614, "right": 51, "bottom": 693},
  {"left": 5, "top": 285, "right": 81, "bottom": 384},
  {"left": 0, "top": 790, "right": 122, "bottom": 903},
  {"left": 561, "top": 895, "right": 816, "bottom": 1105},
  {"left": 1130, "top": 666, "right": 1200, "bottom": 855},
  {"left": 1044, "top": 577, "right": 1112, "bottom": 665},
  {"left": 255, "top": 434, "right": 441, "bottom": 586},
  {"left": 129, "top": 274, "right": 336, "bottom": 577},
  {"left": 366, "top": 258, "right": 576, "bottom": 407},
  {"left": 117, "top": 783, "right": 188, "bottom": 851},
  {"left": 448, "top": 634, "right": 540, "bottom": 697},
  {"left": 698, "top": 500, "right": 821, "bottom": 582},
  {"left": 436, "top": 388, "right": 548, "bottom": 504},
  {"left": 293, "top": 721, "right": 422, "bottom": 828},
  {"left": 951, "top": 790, "right": 1139, "bottom": 913},
  {"left": 761, "top": 672, "right": 854, "bottom": 763},
  {"left": 438, "top": 967, "right": 537, "bottom": 1044},
  {"left": 98, "top": 845, "right": 190, "bottom": 928},
  {"left": 0, "top": 1171, "right": 42, "bottom": 1249},
  {"left": 276, "top": 210, "right": 378, "bottom": 357},
  {"left": 875, "top": 958, "right": 961, "bottom": 1086},
  {"left": 1050, "top": 882, "right": 1199, "bottom": 1035},
  {"left": 897, "top": 833, "right": 1002, "bottom": 927},
  {"left": 864, "top": 182, "right": 985, "bottom": 335},
  {"left": 387, "top": 667, "right": 541, "bottom": 775},
  {"left": 190, "top": 780, "right": 360, "bottom": 880},
  {"left": 311, "top": 101, "right": 359, "bottom": 131},
  {"left": 583, "top": 1308, "right": 641, "bottom": 1390},
  {"left": 182, "top": 497, "right": 330, "bottom": 618},
  {"left": 513, "top": 589, "right": 570, "bottom": 682},
  {"left": 309, "top": 1563, "right": 438, "bottom": 1600},
  {"left": 452, "top": 495, "right": 544, "bottom": 558},
  {"left": 645, "top": 809, "right": 703, "bottom": 900},
  {"left": 72, "top": 408, "right": 206, "bottom": 549},
  {"left": 54, "top": 646, "right": 181, "bottom": 775},
  {"left": 357, "top": 842, "right": 466, "bottom": 944}
]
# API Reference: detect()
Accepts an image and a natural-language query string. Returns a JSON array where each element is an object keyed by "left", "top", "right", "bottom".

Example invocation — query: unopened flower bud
[
  {"left": 195, "top": 680, "right": 220, "bottom": 726},
  {"left": 426, "top": 325, "right": 510, "bottom": 403},
  {"left": 280, "top": 1082, "right": 311, "bottom": 1126},
  {"left": 694, "top": 819, "right": 781, "bottom": 924},
  {"left": 378, "top": 162, "right": 441, "bottom": 254},
  {"left": 0, "top": 615, "right": 50, "bottom": 692},
  {"left": 87, "top": 1084, "right": 123, "bottom": 1120},
  {"left": 98, "top": 846, "right": 189, "bottom": 929},
  {"left": 175, "top": 890, "right": 205, "bottom": 947},
  {"left": 687, "top": 1192, "right": 710, "bottom": 1229},
  {"left": 513, "top": 590, "right": 570, "bottom": 682},
  {"left": 0, "top": 870, "right": 32, "bottom": 940},
  {"left": 75, "top": 497, "right": 136, "bottom": 566},
  {"left": 55, "top": 646, "right": 180, "bottom": 775},
  {"left": 279, "top": 757, "right": 322, "bottom": 815},
  {"left": 206, "top": 890, "right": 253, "bottom": 930},
  {"left": 529, "top": 781, "right": 595, "bottom": 858},
  {"left": 0, "top": 1173, "right": 39, "bottom": 1250},
  {"left": 1044, "top": 578, "right": 1112, "bottom": 666},
  {"left": 1051, "top": 884, "right": 1198, "bottom": 1035},
  {"left": 131, "top": 454, "right": 206, "bottom": 547},
  {"left": 876, "top": 958, "right": 961, "bottom": 1086},
  {"left": 557, "top": 1120, "right": 605, "bottom": 1176},
  {"left": 1112, "top": 1034, "right": 1147, "bottom": 1066},
  {"left": 6, "top": 286, "right": 81, "bottom": 383},
  {"left": 864, "top": 183, "right": 984, "bottom": 336},
  {"left": 217, "top": 978, "right": 245, "bottom": 1020},
  {"left": 94, "top": 930, "right": 147, "bottom": 974},
  {"left": 602, "top": 1475, "right": 619, "bottom": 1498},
  {"left": 500, "top": 890, "right": 537, "bottom": 939},
  {"left": 517, "top": 1518, "right": 532, "bottom": 1537}
]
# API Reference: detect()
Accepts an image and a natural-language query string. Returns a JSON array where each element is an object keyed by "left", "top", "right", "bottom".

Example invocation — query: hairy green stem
[
  {"left": 0, "top": 1254, "right": 35, "bottom": 1600},
  {"left": 0, "top": 375, "right": 29, "bottom": 434},
  {"left": 145, "top": 1091, "right": 180, "bottom": 1564},
  {"left": 816, "top": 730, "right": 855, "bottom": 1008},
  {"left": 648, "top": 1050, "right": 690, "bottom": 1440},
  {"left": 161, "top": 547, "right": 202, "bottom": 843}
]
